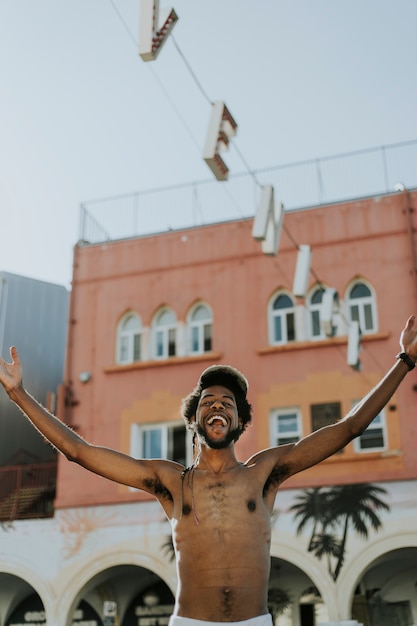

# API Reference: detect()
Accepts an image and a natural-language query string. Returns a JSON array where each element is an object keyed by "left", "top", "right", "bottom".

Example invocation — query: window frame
[
  {"left": 270, "top": 407, "right": 303, "bottom": 446},
  {"left": 116, "top": 312, "right": 142, "bottom": 364},
  {"left": 346, "top": 280, "right": 377, "bottom": 335},
  {"left": 310, "top": 402, "right": 341, "bottom": 432},
  {"left": 152, "top": 307, "right": 177, "bottom": 359},
  {"left": 307, "top": 285, "right": 327, "bottom": 340},
  {"left": 353, "top": 408, "right": 387, "bottom": 453},
  {"left": 188, "top": 303, "right": 213, "bottom": 355},
  {"left": 130, "top": 420, "right": 190, "bottom": 465},
  {"left": 269, "top": 291, "right": 297, "bottom": 346}
]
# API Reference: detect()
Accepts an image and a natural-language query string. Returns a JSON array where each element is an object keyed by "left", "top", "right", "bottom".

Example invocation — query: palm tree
[
  {"left": 161, "top": 534, "right": 176, "bottom": 562},
  {"left": 309, "top": 531, "right": 342, "bottom": 577},
  {"left": 289, "top": 487, "right": 332, "bottom": 551},
  {"left": 290, "top": 482, "right": 390, "bottom": 580},
  {"left": 267, "top": 587, "right": 292, "bottom": 621},
  {"left": 325, "top": 483, "right": 390, "bottom": 580}
]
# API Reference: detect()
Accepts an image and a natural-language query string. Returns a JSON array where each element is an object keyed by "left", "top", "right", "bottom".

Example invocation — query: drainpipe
[
  {"left": 57, "top": 244, "right": 80, "bottom": 425},
  {"left": 401, "top": 187, "right": 417, "bottom": 305}
]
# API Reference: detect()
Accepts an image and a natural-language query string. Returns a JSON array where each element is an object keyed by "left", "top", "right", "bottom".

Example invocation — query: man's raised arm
[
  {"left": 0, "top": 346, "right": 165, "bottom": 492},
  {"left": 277, "top": 315, "right": 417, "bottom": 479}
]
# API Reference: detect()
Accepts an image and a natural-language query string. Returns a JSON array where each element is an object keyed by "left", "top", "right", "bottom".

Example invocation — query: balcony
[{"left": 0, "top": 461, "right": 57, "bottom": 521}]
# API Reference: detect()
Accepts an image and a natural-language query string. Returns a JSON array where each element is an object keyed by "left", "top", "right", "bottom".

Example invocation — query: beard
[{"left": 195, "top": 423, "right": 242, "bottom": 449}]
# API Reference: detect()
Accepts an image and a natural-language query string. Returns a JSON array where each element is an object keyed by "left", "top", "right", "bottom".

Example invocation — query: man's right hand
[{"left": 0, "top": 346, "right": 23, "bottom": 394}]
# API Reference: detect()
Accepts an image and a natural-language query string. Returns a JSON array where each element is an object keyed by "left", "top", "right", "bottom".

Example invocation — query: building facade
[
  {"left": 0, "top": 272, "right": 69, "bottom": 464},
  {"left": 0, "top": 272, "right": 68, "bottom": 513},
  {"left": 1, "top": 190, "right": 417, "bottom": 626}
]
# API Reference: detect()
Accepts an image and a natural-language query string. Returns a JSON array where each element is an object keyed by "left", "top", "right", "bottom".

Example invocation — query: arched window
[
  {"left": 153, "top": 308, "right": 177, "bottom": 359},
  {"left": 307, "top": 286, "right": 326, "bottom": 340},
  {"left": 269, "top": 292, "right": 296, "bottom": 345},
  {"left": 188, "top": 303, "right": 212, "bottom": 354},
  {"left": 346, "top": 281, "right": 377, "bottom": 334},
  {"left": 116, "top": 313, "right": 142, "bottom": 364}
]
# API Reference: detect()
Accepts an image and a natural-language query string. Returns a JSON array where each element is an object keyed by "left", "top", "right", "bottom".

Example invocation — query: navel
[
  {"left": 247, "top": 499, "right": 256, "bottom": 512},
  {"left": 220, "top": 586, "right": 234, "bottom": 618}
]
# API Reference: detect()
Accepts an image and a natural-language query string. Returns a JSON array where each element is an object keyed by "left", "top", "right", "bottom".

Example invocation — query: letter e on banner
[{"left": 203, "top": 101, "right": 238, "bottom": 181}]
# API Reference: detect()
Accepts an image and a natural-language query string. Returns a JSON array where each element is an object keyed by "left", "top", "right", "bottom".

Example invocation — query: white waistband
[{"left": 169, "top": 614, "right": 273, "bottom": 626}]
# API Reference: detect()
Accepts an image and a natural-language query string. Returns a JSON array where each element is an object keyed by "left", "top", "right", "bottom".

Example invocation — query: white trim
[
  {"left": 187, "top": 302, "right": 213, "bottom": 355},
  {"left": 152, "top": 308, "right": 177, "bottom": 359},
  {"left": 270, "top": 407, "right": 303, "bottom": 446},
  {"left": 345, "top": 279, "right": 378, "bottom": 335},
  {"left": 115, "top": 312, "right": 142, "bottom": 364},
  {"left": 130, "top": 420, "right": 191, "bottom": 465},
  {"left": 268, "top": 291, "right": 296, "bottom": 345}
]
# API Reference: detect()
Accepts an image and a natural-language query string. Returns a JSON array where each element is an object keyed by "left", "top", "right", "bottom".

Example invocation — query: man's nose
[{"left": 211, "top": 399, "right": 225, "bottom": 409}]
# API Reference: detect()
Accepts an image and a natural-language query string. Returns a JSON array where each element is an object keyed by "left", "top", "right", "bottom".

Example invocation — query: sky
[{"left": 0, "top": 0, "right": 416, "bottom": 289}]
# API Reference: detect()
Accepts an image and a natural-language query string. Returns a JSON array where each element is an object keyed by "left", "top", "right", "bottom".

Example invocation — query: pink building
[{"left": 2, "top": 185, "right": 417, "bottom": 626}]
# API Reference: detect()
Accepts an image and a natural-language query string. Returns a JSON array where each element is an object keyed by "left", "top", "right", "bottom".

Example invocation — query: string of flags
[{"left": 138, "top": 0, "right": 362, "bottom": 370}]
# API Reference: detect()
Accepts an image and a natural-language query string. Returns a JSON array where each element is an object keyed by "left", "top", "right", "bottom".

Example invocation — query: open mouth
[{"left": 207, "top": 415, "right": 228, "bottom": 427}]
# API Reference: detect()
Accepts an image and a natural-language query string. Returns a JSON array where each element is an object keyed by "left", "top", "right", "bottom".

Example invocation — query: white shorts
[{"left": 169, "top": 614, "right": 273, "bottom": 626}]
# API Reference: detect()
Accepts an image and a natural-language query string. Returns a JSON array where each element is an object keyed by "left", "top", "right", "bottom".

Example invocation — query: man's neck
[{"left": 195, "top": 447, "right": 241, "bottom": 474}]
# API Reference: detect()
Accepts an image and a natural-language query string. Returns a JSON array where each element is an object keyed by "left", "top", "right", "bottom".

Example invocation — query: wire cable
[
  {"left": 108, "top": 0, "right": 387, "bottom": 374},
  {"left": 171, "top": 35, "right": 212, "bottom": 105}
]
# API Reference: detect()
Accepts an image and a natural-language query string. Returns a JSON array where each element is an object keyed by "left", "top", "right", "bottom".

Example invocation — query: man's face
[{"left": 194, "top": 384, "right": 242, "bottom": 449}]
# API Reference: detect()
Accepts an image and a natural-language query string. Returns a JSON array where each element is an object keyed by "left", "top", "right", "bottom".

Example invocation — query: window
[
  {"left": 116, "top": 313, "right": 142, "bottom": 364},
  {"left": 311, "top": 402, "right": 343, "bottom": 453},
  {"left": 307, "top": 286, "right": 326, "bottom": 339},
  {"left": 269, "top": 292, "right": 296, "bottom": 345},
  {"left": 153, "top": 308, "right": 177, "bottom": 359},
  {"left": 346, "top": 281, "right": 377, "bottom": 334},
  {"left": 131, "top": 422, "right": 187, "bottom": 465},
  {"left": 354, "top": 410, "right": 387, "bottom": 452},
  {"left": 271, "top": 408, "right": 302, "bottom": 445},
  {"left": 188, "top": 304, "right": 212, "bottom": 354},
  {"left": 311, "top": 402, "right": 341, "bottom": 431}
]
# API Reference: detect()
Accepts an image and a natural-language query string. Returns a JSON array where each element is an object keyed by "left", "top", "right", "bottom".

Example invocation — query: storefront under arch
[{"left": 0, "top": 573, "right": 47, "bottom": 626}]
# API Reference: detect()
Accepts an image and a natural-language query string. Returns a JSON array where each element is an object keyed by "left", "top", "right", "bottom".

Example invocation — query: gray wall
[{"left": 0, "top": 272, "right": 69, "bottom": 465}]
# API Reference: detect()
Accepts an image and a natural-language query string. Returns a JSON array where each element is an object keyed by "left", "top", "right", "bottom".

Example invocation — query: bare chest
[{"left": 180, "top": 467, "right": 264, "bottom": 526}]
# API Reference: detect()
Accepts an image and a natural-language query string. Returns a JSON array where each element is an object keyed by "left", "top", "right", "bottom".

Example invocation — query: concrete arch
[
  {"left": 270, "top": 535, "right": 338, "bottom": 618},
  {"left": 0, "top": 556, "right": 55, "bottom": 626},
  {"left": 336, "top": 531, "right": 417, "bottom": 617},
  {"left": 54, "top": 544, "right": 177, "bottom": 626}
]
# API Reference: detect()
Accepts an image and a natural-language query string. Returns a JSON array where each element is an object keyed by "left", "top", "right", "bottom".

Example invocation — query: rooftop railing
[{"left": 79, "top": 139, "right": 417, "bottom": 245}]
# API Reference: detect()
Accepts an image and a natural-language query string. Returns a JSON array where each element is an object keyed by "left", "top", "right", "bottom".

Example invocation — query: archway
[
  {"left": 351, "top": 547, "right": 417, "bottom": 626},
  {"left": 70, "top": 564, "right": 174, "bottom": 626},
  {"left": 0, "top": 574, "right": 46, "bottom": 626},
  {"left": 122, "top": 579, "right": 175, "bottom": 626},
  {"left": 269, "top": 557, "right": 330, "bottom": 626}
]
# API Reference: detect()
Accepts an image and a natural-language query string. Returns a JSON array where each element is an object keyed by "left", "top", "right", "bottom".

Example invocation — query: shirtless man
[{"left": 1, "top": 316, "right": 417, "bottom": 626}]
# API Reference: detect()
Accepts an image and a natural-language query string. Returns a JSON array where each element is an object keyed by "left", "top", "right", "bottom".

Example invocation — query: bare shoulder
[
  {"left": 246, "top": 444, "right": 292, "bottom": 469},
  {"left": 245, "top": 444, "right": 294, "bottom": 489},
  {"left": 127, "top": 457, "right": 183, "bottom": 500},
  {"left": 147, "top": 458, "right": 185, "bottom": 493}
]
